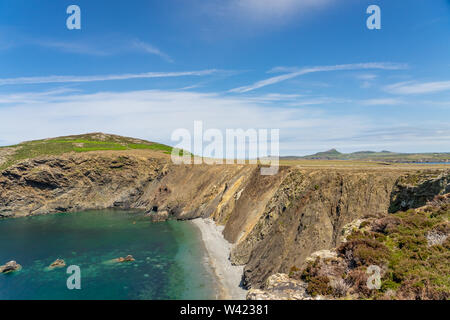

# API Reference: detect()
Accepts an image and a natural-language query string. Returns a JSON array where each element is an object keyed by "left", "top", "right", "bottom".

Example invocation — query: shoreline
[{"left": 190, "top": 218, "right": 247, "bottom": 300}]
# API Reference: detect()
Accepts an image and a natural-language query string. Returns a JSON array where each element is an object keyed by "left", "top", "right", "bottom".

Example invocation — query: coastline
[{"left": 190, "top": 218, "right": 247, "bottom": 300}]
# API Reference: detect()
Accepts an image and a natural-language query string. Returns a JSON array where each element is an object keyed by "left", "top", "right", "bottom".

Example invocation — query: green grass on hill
[{"left": 0, "top": 133, "right": 179, "bottom": 171}]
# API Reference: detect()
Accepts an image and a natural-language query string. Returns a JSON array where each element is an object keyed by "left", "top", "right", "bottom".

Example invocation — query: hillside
[
  {"left": 283, "top": 149, "right": 450, "bottom": 163},
  {"left": 0, "top": 133, "right": 175, "bottom": 171}
]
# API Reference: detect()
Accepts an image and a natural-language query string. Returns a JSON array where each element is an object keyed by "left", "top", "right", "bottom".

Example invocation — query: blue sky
[{"left": 0, "top": 0, "right": 449, "bottom": 155}]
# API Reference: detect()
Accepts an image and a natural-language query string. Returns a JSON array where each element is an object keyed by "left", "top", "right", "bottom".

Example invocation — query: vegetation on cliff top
[
  {"left": 291, "top": 194, "right": 450, "bottom": 300},
  {"left": 0, "top": 133, "right": 175, "bottom": 171}
]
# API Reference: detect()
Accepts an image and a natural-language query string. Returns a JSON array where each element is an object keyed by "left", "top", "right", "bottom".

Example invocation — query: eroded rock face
[
  {"left": 0, "top": 261, "right": 22, "bottom": 274},
  {"left": 389, "top": 171, "right": 450, "bottom": 212},
  {"left": 0, "top": 153, "right": 166, "bottom": 218},
  {"left": 231, "top": 169, "right": 402, "bottom": 288}
]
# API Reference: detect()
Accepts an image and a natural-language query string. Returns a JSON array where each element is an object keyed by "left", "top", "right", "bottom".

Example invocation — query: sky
[{"left": 0, "top": 0, "right": 449, "bottom": 155}]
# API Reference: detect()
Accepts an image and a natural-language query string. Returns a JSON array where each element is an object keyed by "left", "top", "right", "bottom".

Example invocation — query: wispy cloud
[
  {"left": 2, "top": 88, "right": 448, "bottom": 154},
  {"left": 241, "top": 93, "right": 304, "bottom": 103},
  {"left": 357, "top": 74, "right": 378, "bottom": 81},
  {"left": 267, "top": 66, "right": 301, "bottom": 74},
  {"left": 131, "top": 40, "right": 173, "bottom": 62},
  {"left": 385, "top": 81, "right": 450, "bottom": 95},
  {"left": 0, "top": 70, "right": 218, "bottom": 86},
  {"left": 287, "top": 97, "right": 351, "bottom": 107},
  {"left": 230, "top": 63, "right": 407, "bottom": 93},
  {"left": 0, "top": 29, "right": 173, "bottom": 61},
  {"left": 229, "top": 0, "right": 334, "bottom": 24},
  {"left": 0, "top": 88, "right": 80, "bottom": 104},
  {"left": 356, "top": 73, "right": 378, "bottom": 88},
  {"left": 32, "top": 40, "right": 109, "bottom": 56},
  {"left": 0, "top": 89, "right": 366, "bottom": 153},
  {"left": 189, "top": 0, "right": 336, "bottom": 35},
  {"left": 360, "top": 98, "right": 404, "bottom": 106}
]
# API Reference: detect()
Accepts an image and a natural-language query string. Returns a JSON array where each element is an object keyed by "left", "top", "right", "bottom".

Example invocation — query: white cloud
[
  {"left": 0, "top": 30, "right": 173, "bottom": 61},
  {"left": 0, "top": 89, "right": 366, "bottom": 153},
  {"left": 131, "top": 40, "right": 173, "bottom": 62},
  {"left": 231, "top": 0, "right": 333, "bottom": 22},
  {"left": 385, "top": 81, "right": 450, "bottom": 95},
  {"left": 0, "top": 70, "right": 218, "bottom": 86},
  {"left": 356, "top": 73, "right": 378, "bottom": 88},
  {"left": 357, "top": 74, "right": 378, "bottom": 81},
  {"left": 360, "top": 98, "right": 404, "bottom": 106},
  {"left": 191, "top": 0, "right": 335, "bottom": 31},
  {"left": 0, "top": 88, "right": 80, "bottom": 104},
  {"left": 32, "top": 40, "right": 109, "bottom": 56},
  {"left": 267, "top": 66, "right": 301, "bottom": 74},
  {"left": 240, "top": 93, "right": 304, "bottom": 102},
  {"left": 1, "top": 88, "right": 448, "bottom": 154},
  {"left": 287, "top": 97, "right": 351, "bottom": 107},
  {"left": 230, "top": 63, "right": 407, "bottom": 93}
]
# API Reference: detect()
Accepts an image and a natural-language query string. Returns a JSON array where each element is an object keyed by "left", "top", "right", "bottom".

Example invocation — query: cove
[{"left": 0, "top": 209, "right": 217, "bottom": 300}]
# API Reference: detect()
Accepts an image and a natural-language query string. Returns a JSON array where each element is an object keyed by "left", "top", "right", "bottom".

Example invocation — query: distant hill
[
  {"left": 306, "top": 148, "right": 342, "bottom": 159},
  {"left": 282, "top": 149, "right": 450, "bottom": 163}
]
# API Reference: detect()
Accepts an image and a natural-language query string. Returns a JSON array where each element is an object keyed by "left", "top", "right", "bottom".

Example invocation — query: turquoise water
[{"left": 0, "top": 210, "right": 217, "bottom": 300}]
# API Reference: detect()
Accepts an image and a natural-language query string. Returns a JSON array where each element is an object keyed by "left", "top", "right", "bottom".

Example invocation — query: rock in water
[
  {"left": 146, "top": 210, "right": 169, "bottom": 222},
  {"left": 49, "top": 259, "right": 66, "bottom": 269},
  {"left": 0, "top": 261, "right": 22, "bottom": 274},
  {"left": 116, "top": 255, "right": 135, "bottom": 262}
]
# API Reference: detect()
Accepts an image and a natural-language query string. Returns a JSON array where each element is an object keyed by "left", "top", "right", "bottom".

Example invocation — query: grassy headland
[{"left": 0, "top": 133, "right": 175, "bottom": 171}]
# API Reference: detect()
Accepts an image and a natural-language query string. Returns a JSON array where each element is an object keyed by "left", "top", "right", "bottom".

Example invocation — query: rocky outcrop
[
  {"left": 49, "top": 259, "right": 66, "bottom": 269},
  {"left": 247, "top": 273, "right": 313, "bottom": 300},
  {"left": 116, "top": 255, "right": 135, "bottom": 262},
  {"left": 389, "top": 171, "right": 450, "bottom": 212},
  {"left": 0, "top": 261, "right": 22, "bottom": 274}
]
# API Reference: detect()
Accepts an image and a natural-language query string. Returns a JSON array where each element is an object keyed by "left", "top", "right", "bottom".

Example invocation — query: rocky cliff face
[
  {"left": 248, "top": 193, "right": 450, "bottom": 300},
  {"left": 1, "top": 150, "right": 449, "bottom": 290},
  {"left": 231, "top": 169, "right": 402, "bottom": 288},
  {"left": 0, "top": 151, "right": 165, "bottom": 217}
]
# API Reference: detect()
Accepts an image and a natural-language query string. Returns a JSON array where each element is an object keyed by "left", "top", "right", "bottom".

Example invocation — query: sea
[{"left": 0, "top": 209, "right": 217, "bottom": 300}]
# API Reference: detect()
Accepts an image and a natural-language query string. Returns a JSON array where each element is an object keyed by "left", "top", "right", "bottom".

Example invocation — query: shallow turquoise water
[{"left": 0, "top": 210, "right": 217, "bottom": 300}]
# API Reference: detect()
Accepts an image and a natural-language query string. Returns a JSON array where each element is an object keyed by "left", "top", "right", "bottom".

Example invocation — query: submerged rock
[
  {"left": 49, "top": 259, "right": 66, "bottom": 269},
  {"left": 0, "top": 261, "right": 22, "bottom": 274},
  {"left": 116, "top": 255, "right": 135, "bottom": 263}
]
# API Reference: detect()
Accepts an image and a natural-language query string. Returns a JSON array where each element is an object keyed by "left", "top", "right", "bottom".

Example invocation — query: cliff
[
  {"left": 248, "top": 193, "right": 450, "bottom": 300},
  {"left": 1, "top": 134, "right": 449, "bottom": 295}
]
